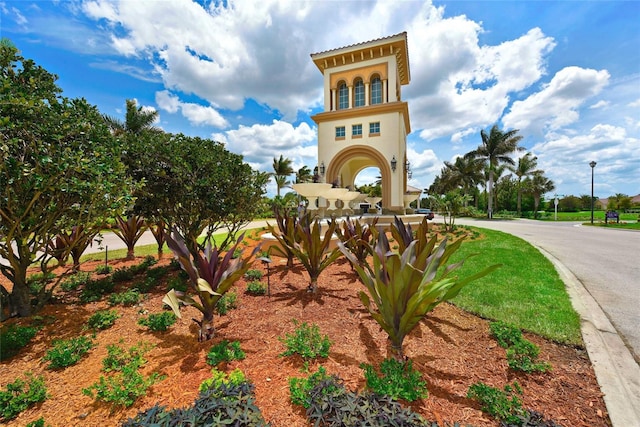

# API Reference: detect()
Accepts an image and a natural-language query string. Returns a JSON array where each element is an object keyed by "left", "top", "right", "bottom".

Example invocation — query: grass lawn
[
  {"left": 449, "top": 227, "right": 582, "bottom": 346},
  {"left": 540, "top": 210, "right": 638, "bottom": 222}
]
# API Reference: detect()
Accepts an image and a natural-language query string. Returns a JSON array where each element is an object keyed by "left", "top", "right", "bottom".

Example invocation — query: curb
[{"left": 535, "top": 246, "right": 640, "bottom": 426}]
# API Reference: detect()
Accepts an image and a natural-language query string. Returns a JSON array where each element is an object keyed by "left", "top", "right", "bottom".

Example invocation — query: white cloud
[
  {"left": 156, "top": 90, "right": 228, "bottom": 128},
  {"left": 589, "top": 100, "right": 610, "bottom": 109},
  {"left": 212, "top": 120, "right": 316, "bottom": 171},
  {"left": 503, "top": 66, "right": 610, "bottom": 134}
]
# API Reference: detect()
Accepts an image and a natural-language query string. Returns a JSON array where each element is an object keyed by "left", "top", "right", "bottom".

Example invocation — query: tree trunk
[
  {"left": 307, "top": 277, "right": 318, "bottom": 293},
  {"left": 126, "top": 247, "right": 135, "bottom": 260},
  {"left": 487, "top": 172, "right": 494, "bottom": 219},
  {"left": 12, "top": 280, "right": 33, "bottom": 318},
  {"left": 389, "top": 340, "right": 405, "bottom": 362}
]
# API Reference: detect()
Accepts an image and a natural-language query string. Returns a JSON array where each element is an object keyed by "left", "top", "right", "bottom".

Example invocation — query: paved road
[{"left": 454, "top": 217, "right": 640, "bottom": 364}]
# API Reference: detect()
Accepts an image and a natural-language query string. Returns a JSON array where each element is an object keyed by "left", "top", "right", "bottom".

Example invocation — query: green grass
[
  {"left": 586, "top": 222, "right": 640, "bottom": 230},
  {"left": 450, "top": 228, "right": 582, "bottom": 346},
  {"left": 540, "top": 210, "right": 638, "bottom": 222}
]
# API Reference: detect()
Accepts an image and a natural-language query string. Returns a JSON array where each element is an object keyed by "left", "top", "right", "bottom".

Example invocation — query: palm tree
[
  {"left": 272, "top": 155, "right": 294, "bottom": 196},
  {"left": 103, "top": 99, "right": 159, "bottom": 135},
  {"left": 295, "top": 166, "right": 313, "bottom": 183},
  {"left": 511, "top": 152, "right": 540, "bottom": 216},
  {"left": 465, "top": 125, "right": 524, "bottom": 218},
  {"left": 526, "top": 172, "right": 555, "bottom": 218}
]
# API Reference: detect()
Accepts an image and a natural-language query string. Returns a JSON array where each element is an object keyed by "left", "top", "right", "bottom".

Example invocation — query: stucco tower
[{"left": 311, "top": 32, "right": 411, "bottom": 213}]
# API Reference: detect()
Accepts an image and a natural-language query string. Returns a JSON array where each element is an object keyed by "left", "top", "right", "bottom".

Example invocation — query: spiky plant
[
  {"left": 113, "top": 215, "right": 148, "bottom": 260},
  {"left": 162, "top": 228, "right": 260, "bottom": 341},
  {"left": 339, "top": 218, "right": 500, "bottom": 361},
  {"left": 267, "top": 213, "right": 341, "bottom": 293},
  {"left": 334, "top": 216, "right": 378, "bottom": 269}
]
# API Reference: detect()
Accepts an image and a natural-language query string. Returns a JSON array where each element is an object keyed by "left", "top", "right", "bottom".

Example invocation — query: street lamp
[{"left": 590, "top": 161, "right": 597, "bottom": 224}]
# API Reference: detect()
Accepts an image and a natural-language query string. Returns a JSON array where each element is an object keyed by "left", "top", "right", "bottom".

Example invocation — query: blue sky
[{"left": 2, "top": 0, "right": 639, "bottom": 199}]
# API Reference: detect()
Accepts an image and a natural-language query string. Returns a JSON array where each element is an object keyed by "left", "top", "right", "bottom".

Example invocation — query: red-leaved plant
[{"left": 162, "top": 228, "right": 260, "bottom": 341}]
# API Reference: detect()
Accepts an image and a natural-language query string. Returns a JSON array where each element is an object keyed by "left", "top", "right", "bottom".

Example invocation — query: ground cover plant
[
  {"left": 0, "top": 224, "right": 610, "bottom": 426},
  {"left": 0, "top": 373, "right": 47, "bottom": 422}
]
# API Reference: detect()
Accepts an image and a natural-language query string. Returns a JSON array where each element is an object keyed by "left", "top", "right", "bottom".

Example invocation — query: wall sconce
[
  {"left": 404, "top": 160, "right": 410, "bottom": 171},
  {"left": 390, "top": 156, "right": 397, "bottom": 172},
  {"left": 319, "top": 161, "right": 325, "bottom": 176}
]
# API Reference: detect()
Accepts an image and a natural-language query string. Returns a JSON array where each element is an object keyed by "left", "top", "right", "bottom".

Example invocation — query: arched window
[
  {"left": 354, "top": 79, "right": 364, "bottom": 107},
  {"left": 370, "top": 76, "right": 382, "bottom": 105},
  {"left": 338, "top": 82, "right": 348, "bottom": 110}
]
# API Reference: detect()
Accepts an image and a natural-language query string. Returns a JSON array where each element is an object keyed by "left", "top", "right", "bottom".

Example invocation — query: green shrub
[
  {"left": 467, "top": 381, "right": 524, "bottom": 424},
  {"left": 108, "top": 289, "right": 142, "bottom": 306},
  {"left": 86, "top": 309, "right": 120, "bottom": 330},
  {"left": 0, "top": 324, "right": 38, "bottom": 361},
  {"left": 288, "top": 366, "right": 334, "bottom": 408},
  {"left": 246, "top": 281, "right": 266, "bottom": 295},
  {"left": 146, "top": 266, "right": 168, "bottom": 280},
  {"left": 102, "top": 341, "right": 153, "bottom": 372},
  {"left": 215, "top": 291, "right": 237, "bottom": 315},
  {"left": 245, "top": 269, "right": 263, "bottom": 280},
  {"left": 95, "top": 264, "right": 113, "bottom": 275},
  {"left": 166, "top": 276, "right": 188, "bottom": 293},
  {"left": 206, "top": 340, "right": 246, "bottom": 366},
  {"left": 199, "top": 368, "right": 247, "bottom": 392},
  {"left": 25, "top": 417, "right": 50, "bottom": 427},
  {"left": 43, "top": 335, "right": 95, "bottom": 369},
  {"left": 82, "top": 363, "right": 163, "bottom": 408},
  {"left": 0, "top": 373, "right": 48, "bottom": 421},
  {"left": 60, "top": 271, "right": 91, "bottom": 292},
  {"left": 305, "top": 375, "right": 431, "bottom": 426},
  {"left": 137, "top": 312, "right": 176, "bottom": 332},
  {"left": 361, "top": 358, "right": 428, "bottom": 401},
  {"left": 112, "top": 267, "right": 135, "bottom": 283},
  {"left": 122, "top": 380, "right": 269, "bottom": 426},
  {"left": 79, "top": 277, "right": 115, "bottom": 303},
  {"left": 489, "top": 321, "right": 523, "bottom": 348},
  {"left": 133, "top": 277, "right": 157, "bottom": 293},
  {"left": 279, "top": 320, "right": 331, "bottom": 360},
  {"left": 506, "top": 340, "right": 551, "bottom": 373}
]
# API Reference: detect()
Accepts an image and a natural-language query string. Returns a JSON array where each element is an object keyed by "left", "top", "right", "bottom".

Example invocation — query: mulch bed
[{"left": 0, "top": 233, "right": 610, "bottom": 427}]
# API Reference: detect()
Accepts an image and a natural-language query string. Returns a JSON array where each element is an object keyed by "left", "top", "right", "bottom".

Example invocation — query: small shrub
[
  {"left": 79, "top": 277, "right": 115, "bottom": 303},
  {"left": 199, "top": 367, "right": 247, "bottom": 392},
  {"left": 123, "top": 379, "right": 268, "bottom": 426},
  {"left": 95, "top": 264, "right": 113, "bottom": 275},
  {"left": 279, "top": 320, "right": 331, "bottom": 360},
  {"left": 108, "top": 289, "right": 142, "bottom": 306},
  {"left": 361, "top": 358, "right": 428, "bottom": 401},
  {"left": 146, "top": 266, "right": 168, "bottom": 280},
  {"left": 215, "top": 291, "right": 237, "bottom": 315},
  {"left": 86, "top": 309, "right": 120, "bottom": 330},
  {"left": 133, "top": 277, "right": 157, "bottom": 293},
  {"left": 112, "top": 267, "right": 135, "bottom": 283},
  {"left": 206, "top": 340, "right": 246, "bottom": 366},
  {"left": 43, "top": 336, "right": 95, "bottom": 369},
  {"left": 166, "top": 276, "right": 188, "bottom": 292},
  {"left": 490, "top": 321, "right": 523, "bottom": 348},
  {"left": 507, "top": 340, "right": 551, "bottom": 373},
  {"left": 246, "top": 281, "right": 266, "bottom": 295},
  {"left": 137, "top": 312, "right": 176, "bottom": 332},
  {"left": 82, "top": 363, "right": 163, "bottom": 408},
  {"left": 60, "top": 271, "right": 91, "bottom": 292},
  {"left": 0, "top": 324, "right": 38, "bottom": 361},
  {"left": 305, "top": 375, "right": 431, "bottom": 426},
  {"left": 0, "top": 373, "right": 48, "bottom": 421},
  {"left": 102, "top": 341, "right": 153, "bottom": 372},
  {"left": 467, "top": 381, "right": 524, "bottom": 424},
  {"left": 26, "top": 417, "right": 50, "bottom": 427},
  {"left": 288, "top": 366, "right": 334, "bottom": 408},
  {"left": 245, "top": 269, "right": 263, "bottom": 280}
]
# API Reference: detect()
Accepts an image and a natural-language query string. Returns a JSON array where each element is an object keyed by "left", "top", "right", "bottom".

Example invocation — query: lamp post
[{"left": 590, "top": 161, "right": 597, "bottom": 224}]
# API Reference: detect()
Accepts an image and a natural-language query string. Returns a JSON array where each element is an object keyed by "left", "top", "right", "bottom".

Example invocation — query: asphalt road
[{"left": 454, "top": 217, "right": 640, "bottom": 364}]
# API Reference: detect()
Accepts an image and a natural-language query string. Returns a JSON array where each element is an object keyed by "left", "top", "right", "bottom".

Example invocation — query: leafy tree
[
  {"left": 124, "top": 132, "right": 268, "bottom": 255},
  {"left": 103, "top": 99, "right": 159, "bottom": 136},
  {"left": 524, "top": 172, "right": 555, "bottom": 218},
  {"left": 0, "top": 44, "right": 134, "bottom": 317},
  {"left": 295, "top": 165, "right": 313, "bottom": 183},
  {"left": 607, "top": 193, "right": 631, "bottom": 211},
  {"left": 272, "top": 155, "right": 294, "bottom": 197},
  {"left": 510, "top": 152, "right": 540, "bottom": 216},
  {"left": 431, "top": 190, "right": 472, "bottom": 231},
  {"left": 465, "top": 125, "right": 524, "bottom": 218}
]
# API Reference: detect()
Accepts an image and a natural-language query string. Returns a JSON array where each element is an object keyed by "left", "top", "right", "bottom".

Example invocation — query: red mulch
[{"left": 0, "top": 234, "right": 610, "bottom": 427}]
